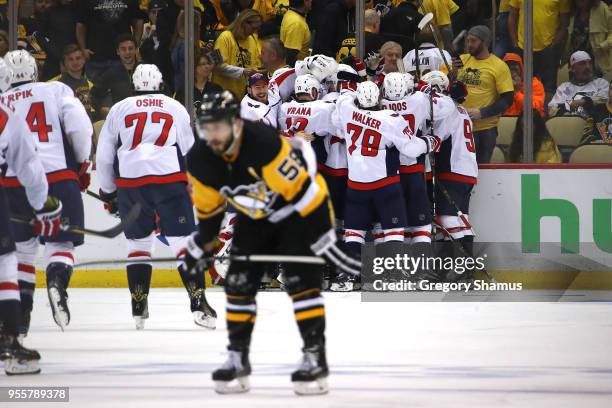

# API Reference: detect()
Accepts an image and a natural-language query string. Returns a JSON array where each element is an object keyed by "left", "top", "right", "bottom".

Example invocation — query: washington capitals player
[
  {"left": 96, "top": 64, "right": 216, "bottom": 330},
  {"left": 423, "top": 71, "right": 478, "bottom": 281},
  {"left": 380, "top": 72, "right": 440, "bottom": 278},
  {"left": 240, "top": 73, "right": 277, "bottom": 127},
  {"left": 2, "top": 50, "right": 92, "bottom": 333},
  {"left": 0, "top": 58, "right": 62, "bottom": 374},
  {"left": 334, "top": 81, "right": 440, "bottom": 257}
]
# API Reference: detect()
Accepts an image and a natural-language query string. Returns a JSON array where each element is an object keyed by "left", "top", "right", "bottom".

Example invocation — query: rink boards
[{"left": 33, "top": 165, "right": 612, "bottom": 288}]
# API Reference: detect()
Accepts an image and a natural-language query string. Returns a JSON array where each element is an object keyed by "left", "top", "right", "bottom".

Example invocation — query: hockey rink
[{"left": 4, "top": 289, "right": 612, "bottom": 408}]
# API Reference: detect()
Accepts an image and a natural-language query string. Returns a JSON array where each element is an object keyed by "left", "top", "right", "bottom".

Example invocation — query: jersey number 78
[{"left": 347, "top": 123, "right": 382, "bottom": 157}]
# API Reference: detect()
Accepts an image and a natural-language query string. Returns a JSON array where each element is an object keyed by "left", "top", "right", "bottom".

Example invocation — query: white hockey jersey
[
  {"left": 96, "top": 93, "right": 194, "bottom": 192},
  {"left": 432, "top": 96, "right": 478, "bottom": 183},
  {"left": 0, "top": 102, "right": 47, "bottom": 210},
  {"left": 0, "top": 81, "right": 92, "bottom": 186},
  {"left": 240, "top": 94, "right": 277, "bottom": 127},
  {"left": 333, "top": 90, "right": 428, "bottom": 190},
  {"left": 381, "top": 90, "right": 431, "bottom": 172},
  {"left": 548, "top": 78, "right": 609, "bottom": 118},
  {"left": 278, "top": 98, "right": 346, "bottom": 174},
  {"left": 268, "top": 66, "right": 296, "bottom": 108},
  {"left": 402, "top": 44, "right": 452, "bottom": 76}
]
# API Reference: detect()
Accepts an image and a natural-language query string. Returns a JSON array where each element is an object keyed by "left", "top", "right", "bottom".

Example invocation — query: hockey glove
[
  {"left": 99, "top": 189, "right": 119, "bottom": 216},
  {"left": 34, "top": 196, "right": 63, "bottom": 237},
  {"left": 182, "top": 232, "right": 213, "bottom": 276},
  {"left": 77, "top": 161, "right": 91, "bottom": 192},
  {"left": 419, "top": 135, "right": 442, "bottom": 154},
  {"left": 307, "top": 55, "right": 339, "bottom": 82},
  {"left": 364, "top": 51, "right": 384, "bottom": 77}
]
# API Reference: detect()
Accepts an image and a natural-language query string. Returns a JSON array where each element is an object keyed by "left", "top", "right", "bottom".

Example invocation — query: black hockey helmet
[{"left": 196, "top": 91, "right": 240, "bottom": 124}]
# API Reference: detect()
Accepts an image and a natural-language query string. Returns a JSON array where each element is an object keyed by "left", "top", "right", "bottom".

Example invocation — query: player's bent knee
[
  {"left": 0, "top": 252, "right": 19, "bottom": 291},
  {"left": 44, "top": 242, "right": 75, "bottom": 267}
]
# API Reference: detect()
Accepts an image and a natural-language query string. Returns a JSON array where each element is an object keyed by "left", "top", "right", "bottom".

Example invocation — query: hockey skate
[
  {"left": 47, "top": 281, "right": 70, "bottom": 331},
  {"left": 212, "top": 349, "right": 251, "bottom": 394},
  {"left": 292, "top": 345, "right": 329, "bottom": 395},
  {"left": 18, "top": 310, "right": 31, "bottom": 340},
  {"left": 132, "top": 294, "right": 149, "bottom": 330},
  {"left": 330, "top": 272, "right": 355, "bottom": 292},
  {"left": 0, "top": 335, "right": 41, "bottom": 375},
  {"left": 191, "top": 290, "right": 217, "bottom": 329}
]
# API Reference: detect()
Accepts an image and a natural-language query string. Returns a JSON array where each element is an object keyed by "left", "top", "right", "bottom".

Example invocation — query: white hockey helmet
[
  {"left": 421, "top": 70, "right": 449, "bottom": 93},
  {"left": 383, "top": 72, "right": 409, "bottom": 101},
  {"left": 294, "top": 74, "right": 321, "bottom": 99},
  {"left": 4, "top": 50, "right": 37, "bottom": 84},
  {"left": 0, "top": 58, "right": 13, "bottom": 93},
  {"left": 356, "top": 81, "right": 380, "bottom": 109},
  {"left": 403, "top": 72, "right": 415, "bottom": 94},
  {"left": 132, "top": 64, "right": 163, "bottom": 92}
]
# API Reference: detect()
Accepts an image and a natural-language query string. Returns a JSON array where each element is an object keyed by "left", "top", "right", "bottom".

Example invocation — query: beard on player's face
[{"left": 201, "top": 121, "right": 234, "bottom": 154}]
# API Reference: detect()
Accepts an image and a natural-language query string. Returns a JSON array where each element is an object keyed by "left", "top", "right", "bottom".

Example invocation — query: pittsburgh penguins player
[{"left": 184, "top": 92, "right": 336, "bottom": 396}]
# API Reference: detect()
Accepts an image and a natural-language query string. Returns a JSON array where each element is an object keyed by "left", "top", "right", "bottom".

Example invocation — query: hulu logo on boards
[{"left": 521, "top": 174, "right": 612, "bottom": 254}]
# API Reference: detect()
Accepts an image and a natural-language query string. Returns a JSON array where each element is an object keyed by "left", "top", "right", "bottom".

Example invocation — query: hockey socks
[
  {"left": 127, "top": 263, "right": 152, "bottom": 318},
  {"left": 225, "top": 295, "right": 256, "bottom": 350},
  {"left": 46, "top": 262, "right": 73, "bottom": 329},
  {"left": 291, "top": 288, "right": 326, "bottom": 349}
]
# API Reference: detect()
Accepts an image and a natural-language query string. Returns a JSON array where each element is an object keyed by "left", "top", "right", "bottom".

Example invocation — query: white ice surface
[{"left": 4, "top": 289, "right": 612, "bottom": 408}]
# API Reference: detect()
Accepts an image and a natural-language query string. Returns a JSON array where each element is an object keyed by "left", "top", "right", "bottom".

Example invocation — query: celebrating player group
[{"left": 0, "top": 49, "right": 477, "bottom": 395}]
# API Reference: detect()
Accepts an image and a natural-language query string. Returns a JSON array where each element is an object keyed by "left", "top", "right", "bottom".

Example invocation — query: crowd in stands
[{"left": 2, "top": 0, "right": 611, "bottom": 162}]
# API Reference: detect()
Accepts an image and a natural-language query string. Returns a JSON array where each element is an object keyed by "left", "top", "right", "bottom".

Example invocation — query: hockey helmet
[
  {"left": 356, "top": 81, "right": 380, "bottom": 109},
  {"left": 4, "top": 50, "right": 37, "bottom": 84},
  {"left": 132, "top": 64, "right": 163, "bottom": 92}
]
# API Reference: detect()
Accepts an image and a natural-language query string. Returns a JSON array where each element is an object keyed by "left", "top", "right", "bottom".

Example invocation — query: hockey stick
[
  {"left": 433, "top": 222, "right": 496, "bottom": 283},
  {"left": 75, "top": 254, "right": 325, "bottom": 268},
  {"left": 417, "top": 13, "right": 453, "bottom": 75},
  {"left": 74, "top": 245, "right": 362, "bottom": 276},
  {"left": 85, "top": 189, "right": 102, "bottom": 201},
  {"left": 9, "top": 203, "right": 142, "bottom": 239}
]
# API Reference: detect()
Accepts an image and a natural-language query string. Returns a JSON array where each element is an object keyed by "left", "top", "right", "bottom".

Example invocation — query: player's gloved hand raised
[
  {"left": 306, "top": 55, "right": 339, "bottom": 82},
  {"left": 77, "top": 161, "right": 91, "bottom": 192},
  {"left": 34, "top": 196, "right": 63, "bottom": 237},
  {"left": 99, "top": 189, "right": 119, "bottom": 216},
  {"left": 419, "top": 135, "right": 442, "bottom": 154},
  {"left": 182, "top": 232, "right": 213, "bottom": 276}
]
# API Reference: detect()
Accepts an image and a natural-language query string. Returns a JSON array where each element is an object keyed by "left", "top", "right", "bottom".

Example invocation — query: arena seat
[
  {"left": 557, "top": 64, "right": 569, "bottom": 86},
  {"left": 93, "top": 120, "right": 105, "bottom": 146},
  {"left": 569, "top": 144, "right": 612, "bottom": 163},
  {"left": 490, "top": 146, "right": 505, "bottom": 163},
  {"left": 496, "top": 116, "right": 517, "bottom": 146},
  {"left": 545, "top": 116, "right": 586, "bottom": 147}
]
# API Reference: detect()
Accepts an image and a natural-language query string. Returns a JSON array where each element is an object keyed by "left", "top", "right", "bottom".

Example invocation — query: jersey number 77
[{"left": 125, "top": 111, "right": 174, "bottom": 150}]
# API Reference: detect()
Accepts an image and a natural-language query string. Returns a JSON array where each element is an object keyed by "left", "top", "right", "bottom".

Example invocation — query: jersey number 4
[
  {"left": 347, "top": 123, "right": 382, "bottom": 157},
  {"left": 26, "top": 102, "right": 53, "bottom": 142},
  {"left": 125, "top": 112, "right": 174, "bottom": 150}
]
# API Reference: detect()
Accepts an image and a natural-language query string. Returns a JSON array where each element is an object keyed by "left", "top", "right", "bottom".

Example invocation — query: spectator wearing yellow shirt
[
  {"left": 457, "top": 25, "right": 514, "bottom": 163},
  {"left": 508, "top": 0, "right": 571, "bottom": 98},
  {"left": 419, "top": 0, "right": 459, "bottom": 50},
  {"left": 494, "top": 0, "right": 512, "bottom": 57},
  {"left": 212, "top": 9, "right": 263, "bottom": 99},
  {"left": 280, "top": 0, "right": 311, "bottom": 66}
]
